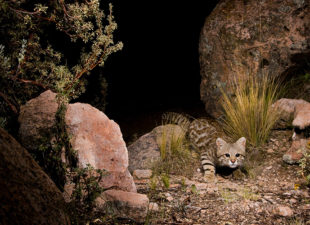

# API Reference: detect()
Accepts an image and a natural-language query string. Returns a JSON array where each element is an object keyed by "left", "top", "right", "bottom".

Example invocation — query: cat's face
[{"left": 216, "top": 137, "right": 246, "bottom": 168}]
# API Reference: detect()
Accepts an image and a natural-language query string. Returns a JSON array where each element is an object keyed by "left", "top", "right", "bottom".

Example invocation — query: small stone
[
  {"left": 267, "top": 148, "right": 274, "bottom": 153},
  {"left": 275, "top": 205, "right": 294, "bottom": 217},
  {"left": 102, "top": 190, "right": 149, "bottom": 223},
  {"left": 169, "top": 183, "right": 181, "bottom": 189},
  {"left": 133, "top": 169, "right": 152, "bottom": 179},
  {"left": 281, "top": 147, "right": 287, "bottom": 152},
  {"left": 266, "top": 166, "right": 272, "bottom": 170},
  {"left": 164, "top": 193, "right": 174, "bottom": 202},
  {"left": 301, "top": 190, "right": 310, "bottom": 198},
  {"left": 149, "top": 202, "right": 159, "bottom": 212},
  {"left": 289, "top": 198, "right": 297, "bottom": 204}
]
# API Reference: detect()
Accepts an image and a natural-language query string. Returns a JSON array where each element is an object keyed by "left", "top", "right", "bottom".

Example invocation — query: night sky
[{"left": 95, "top": 1, "right": 219, "bottom": 118}]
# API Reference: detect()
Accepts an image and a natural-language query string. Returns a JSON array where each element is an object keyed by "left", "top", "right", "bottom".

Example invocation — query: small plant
[
  {"left": 152, "top": 124, "right": 198, "bottom": 177},
  {"left": 161, "top": 173, "right": 170, "bottom": 189},
  {"left": 239, "top": 187, "right": 260, "bottom": 201},
  {"left": 191, "top": 184, "right": 198, "bottom": 195},
  {"left": 288, "top": 217, "right": 306, "bottom": 225},
  {"left": 69, "top": 164, "right": 107, "bottom": 224},
  {"left": 298, "top": 149, "right": 310, "bottom": 186},
  {"left": 219, "top": 188, "right": 238, "bottom": 204},
  {"left": 221, "top": 74, "right": 281, "bottom": 146},
  {"left": 149, "top": 176, "right": 159, "bottom": 191}
]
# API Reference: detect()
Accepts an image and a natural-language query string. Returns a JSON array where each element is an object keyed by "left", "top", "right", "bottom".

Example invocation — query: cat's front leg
[{"left": 202, "top": 164, "right": 217, "bottom": 183}]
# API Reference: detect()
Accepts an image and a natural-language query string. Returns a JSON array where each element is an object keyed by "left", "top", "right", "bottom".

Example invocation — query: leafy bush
[
  {"left": 0, "top": 0, "right": 122, "bottom": 132},
  {"left": 68, "top": 164, "right": 107, "bottom": 224},
  {"left": 221, "top": 74, "right": 281, "bottom": 146}
]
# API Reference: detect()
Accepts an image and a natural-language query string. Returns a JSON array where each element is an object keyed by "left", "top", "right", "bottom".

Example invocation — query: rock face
[
  {"left": 272, "top": 98, "right": 309, "bottom": 129},
  {"left": 65, "top": 103, "right": 136, "bottom": 192},
  {"left": 128, "top": 124, "right": 183, "bottom": 172},
  {"left": 199, "top": 0, "right": 310, "bottom": 117},
  {"left": 273, "top": 98, "right": 310, "bottom": 164},
  {"left": 127, "top": 130, "right": 160, "bottom": 172},
  {"left": 293, "top": 102, "right": 310, "bottom": 129},
  {"left": 0, "top": 128, "right": 70, "bottom": 225},
  {"left": 283, "top": 138, "right": 309, "bottom": 164},
  {"left": 18, "top": 91, "right": 136, "bottom": 193},
  {"left": 101, "top": 190, "right": 149, "bottom": 223},
  {"left": 18, "top": 90, "right": 58, "bottom": 150}
]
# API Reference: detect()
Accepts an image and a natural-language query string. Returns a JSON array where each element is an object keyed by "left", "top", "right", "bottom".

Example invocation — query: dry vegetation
[{"left": 221, "top": 74, "right": 282, "bottom": 146}]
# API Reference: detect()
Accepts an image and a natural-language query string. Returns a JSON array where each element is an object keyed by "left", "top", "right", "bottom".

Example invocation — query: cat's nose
[{"left": 230, "top": 158, "right": 236, "bottom": 163}]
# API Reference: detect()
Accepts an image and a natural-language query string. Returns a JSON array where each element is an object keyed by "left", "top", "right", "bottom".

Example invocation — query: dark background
[
  {"left": 81, "top": 0, "right": 219, "bottom": 138},
  {"left": 101, "top": 1, "right": 218, "bottom": 113}
]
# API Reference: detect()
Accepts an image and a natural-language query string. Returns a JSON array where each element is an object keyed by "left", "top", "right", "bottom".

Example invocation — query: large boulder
[
  {"left": 128, "top": 124, "right": 184, "bottom": 172},
  {"left": 18, "top": 91, "right": 136, "bottom": 193},
  {"left": 65, "top": 103, "right": 136, "bottom": 192},
  {"left": 18, "top": 90, "right": 58, "bottom": 150},
  {"left": 199, "top": 0, "right": 310, "bottom": 117},
  {"left": 0, "top": 128, "right": 70, "bottom": 225}
]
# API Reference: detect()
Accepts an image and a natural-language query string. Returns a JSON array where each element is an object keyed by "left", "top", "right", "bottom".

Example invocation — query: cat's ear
[
  {"left": 236, "top": 137, "right": 246, "bottom": 148},
  {"left": 216, "top": 137, "right": 227, "bottom": 149}
]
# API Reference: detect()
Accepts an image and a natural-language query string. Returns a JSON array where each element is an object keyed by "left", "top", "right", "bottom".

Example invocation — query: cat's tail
[{"left": 162, "top": 112, "right": 194, "bottom": 131}]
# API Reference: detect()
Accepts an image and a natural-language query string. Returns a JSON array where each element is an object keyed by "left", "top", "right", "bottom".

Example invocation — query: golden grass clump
[
  {"left": 152, "top": 124, "right": 198, "bottom": 178},
  {"left": 221, "top": 74, "right": 281, "bottom": 147}
]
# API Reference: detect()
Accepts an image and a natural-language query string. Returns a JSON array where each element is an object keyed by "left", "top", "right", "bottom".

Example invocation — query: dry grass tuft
[
  {"left": 152, "top": 124, "right": 199, "bottom": 178},
  {"left": 221, "top": 74, "right": 282, "bottom": 147}
]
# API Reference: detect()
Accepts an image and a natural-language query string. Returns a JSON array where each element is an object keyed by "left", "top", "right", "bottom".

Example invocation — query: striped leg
[{"left": 201, "top": 154, "right": 216, "bottom": 182}]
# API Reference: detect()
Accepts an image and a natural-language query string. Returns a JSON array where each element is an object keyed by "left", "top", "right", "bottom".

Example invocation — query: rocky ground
[{"left": 119, "top": 129, "right": 310, "bottom": 225}]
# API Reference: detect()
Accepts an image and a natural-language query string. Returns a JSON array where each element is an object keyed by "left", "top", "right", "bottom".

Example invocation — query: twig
[
  {"left": 17, "top": 78, "right": 47, "bottom": 89},
  {"left": 0, "top": 92, "right": 18, "bottom": 115}
]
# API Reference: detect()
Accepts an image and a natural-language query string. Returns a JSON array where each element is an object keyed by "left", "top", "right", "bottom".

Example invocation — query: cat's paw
[
  {"left": 202, "top": 172, "right": 217, "bottom": 183},
  {"left": 232, "top": 168, "right": 246, "bottom": 180}
]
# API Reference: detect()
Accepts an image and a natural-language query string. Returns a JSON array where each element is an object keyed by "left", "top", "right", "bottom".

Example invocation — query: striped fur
[{"left": 162, "top": 112, "right": 246, "bottom": 180}]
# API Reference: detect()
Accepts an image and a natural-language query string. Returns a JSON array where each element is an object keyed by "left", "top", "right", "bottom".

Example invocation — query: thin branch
[
  {"left": 17, "top": 78, "right": 48, "bottom": 89},
  {"left": 0, "top": 92, "right": 18, "bottom": 115}
]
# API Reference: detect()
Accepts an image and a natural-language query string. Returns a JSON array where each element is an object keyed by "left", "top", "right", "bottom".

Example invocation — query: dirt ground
[{"left": 132, "top": 129, "right": 310, "bottom": 225}]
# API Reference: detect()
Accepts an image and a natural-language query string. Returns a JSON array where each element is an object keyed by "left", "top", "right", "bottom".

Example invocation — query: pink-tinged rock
[
  {"left": 65, "top": 103, "right": 136, "bottom": 192},
  {"left": 293, "top": 103, "right": 310, "bottom": 129},
  {"left": 274, "top": 205, "right": 294, "bottom": 217},
  {"left": 133, "top": 169, "right": 153, "bottom": 179},
  {"left": 283, "top": 139, "right": 309, "bottom": 164},
  {"left": 102, "top": 190, "right": 149, "bottom": 223},
  {"left": 18, "top": 90, "right": 58, "bottom": 150},
  {"left": 0, "top": 128, "right": 70, "bottom": 225}
]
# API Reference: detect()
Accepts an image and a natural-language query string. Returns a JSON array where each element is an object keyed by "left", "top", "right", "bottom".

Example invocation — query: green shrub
[
  {"left": 68, "top": 164, "right": 107, "bottom": 224},
  {"left": 0, "top": 0, "right": 122, "bottom": 133},
  {"left": 298, "top": 145, "right": 310, "bottom": 186},
  {"left": 221, "top": 74, "right": 281, "bottom": 146}
]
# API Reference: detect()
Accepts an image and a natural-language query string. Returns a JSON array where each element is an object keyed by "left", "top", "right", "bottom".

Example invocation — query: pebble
[
  {"left": 133, "top": 169, "right": 152, "bottom": 179},
  {"left": 289, "top": 198, "right": 297, "bottom": 204},
  {"left": 164, "top": 193, "right": 174, "bottom": 202},
  {"left": 267, "top": 148, "right": 274, "bottom": 153},
  {"left": 149, "top": 202, "right": 159, "bottom": 212}
]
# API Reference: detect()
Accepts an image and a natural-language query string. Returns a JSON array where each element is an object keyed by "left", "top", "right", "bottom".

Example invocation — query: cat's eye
[
  {"left": 236, "top": 153, "right": 240, "bottom": 157},
  {"left": 225, "top": 153, "right": 230, "bottom": 157}
]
